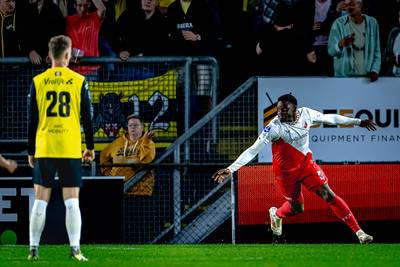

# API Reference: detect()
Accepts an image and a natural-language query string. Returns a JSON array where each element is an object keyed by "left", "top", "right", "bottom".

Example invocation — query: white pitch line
[{"left": 91, "top": 246, "right": 145, "bottom": 250}]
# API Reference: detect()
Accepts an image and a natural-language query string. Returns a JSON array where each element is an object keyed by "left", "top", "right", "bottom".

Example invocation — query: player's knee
[
  {"left": 34, "top": 186, "right": 51, "bottom": 202},
  {"left": 316, "top": 184, "right": 336, "bottom": 203},
  {"left": 64, "top": 198, "right": 80, "bottom": 211},
  {"left": 291, "top": 203, "right": 304, "bottom": 214}
]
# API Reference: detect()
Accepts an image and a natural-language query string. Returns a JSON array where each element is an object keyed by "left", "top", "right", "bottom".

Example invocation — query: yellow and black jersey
[{"left": 27, "top": 67, "right": 94, "bottom": 158}]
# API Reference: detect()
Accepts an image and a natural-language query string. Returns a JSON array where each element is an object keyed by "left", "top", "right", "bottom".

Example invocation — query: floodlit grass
[{"left": 0, "top": 244, "right": 399, "bottom": 267}]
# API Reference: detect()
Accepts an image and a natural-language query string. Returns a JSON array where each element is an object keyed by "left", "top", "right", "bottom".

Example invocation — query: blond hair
[{"left": 48, "top": 35, "right": 72, "bottom": 60}]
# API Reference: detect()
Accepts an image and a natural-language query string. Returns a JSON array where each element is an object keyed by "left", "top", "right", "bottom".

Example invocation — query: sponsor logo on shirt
[
  {"left": 263, "top": 125, "right": 271, "bottom": 133},
  {"left": 44, "top": 78, "right": 64, "bottom": 85}
]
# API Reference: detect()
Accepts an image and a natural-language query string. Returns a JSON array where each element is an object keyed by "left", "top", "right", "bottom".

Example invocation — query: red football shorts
[{"left": 275, "top": 156, "right": 328, "bottom": 203}]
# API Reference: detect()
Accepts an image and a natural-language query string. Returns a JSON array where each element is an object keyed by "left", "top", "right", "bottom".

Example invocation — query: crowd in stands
[{"left": 1, "top": 0, "right": 400, "bottom": 89}]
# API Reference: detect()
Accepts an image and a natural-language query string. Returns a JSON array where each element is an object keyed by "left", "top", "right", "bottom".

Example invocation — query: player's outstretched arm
[
  {"left": 212, "top": 135, "right": 268, "bottom": 183},
  {"left": 359, "top": 119, "right": 377, "bottom": 131},
  {"left": 212, "top": 168, "right": 232, "bottom": 183}
]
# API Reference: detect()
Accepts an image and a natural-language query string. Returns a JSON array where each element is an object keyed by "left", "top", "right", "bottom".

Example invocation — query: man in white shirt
[{"left": 213, "top": 94, "right": 376, "bottom": 244}]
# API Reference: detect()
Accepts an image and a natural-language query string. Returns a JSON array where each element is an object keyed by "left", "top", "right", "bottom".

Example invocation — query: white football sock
[
  {"left": 29, "top": 199, "right": 48, "bottom": 247},
  {"left": 65, "top": 198, "right": 82, "bottom": 247}
]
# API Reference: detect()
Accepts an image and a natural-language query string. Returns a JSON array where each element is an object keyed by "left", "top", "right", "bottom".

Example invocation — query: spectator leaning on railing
[
  {"left": 255, "top": 0, "right": 315, "bottom": 76},
  {"left": 100, "top": 114, "right": 156, "bottom": 196},
  {"left": 327, "top": 0, "right": 381, "bottom": 81},
  {"left": 309, "top": 0, "right": 342, "bottom": 76},
  {"left": 167, "top": 0, "right": 217, "bottom": 124},
  {"left": 66, "top": 0, "right": 106, "bottom": 74},
  {"left": 383, "top": 8, "right": 400, "bottom": 76},
  {"left": 21, "top": 0, "right": 65, "bottom": 65},
  {"left": 116, "top": 0, "right": 168, "bottom": 59}
]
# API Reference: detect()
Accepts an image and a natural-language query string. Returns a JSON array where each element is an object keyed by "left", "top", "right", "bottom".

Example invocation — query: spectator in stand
[
  {"left": 22, "top": 0, "right": 65, "bottom": 65},
  {"left": 0, "top": 154, "right": 17, "bottom": 173},
  {"left": 53, "top": 0, "right": 69, "bottom": 17},
  {"left": 167, "top": 0, "right": 216, "bottom": 57},
  {"left": 255, "top": 0, "right": 315, "bottom": 76},
  {"left": 113, "top": 0, "right": 160, "bottom": 80},
  {"left": 116, "top": 0, "right": 168, "bottom": 59},
  {"left": 100, "top": 114, "right": 158, "bottom": 242},
  {"left": 100, "top": 114, "right": 156, "bottom": 196},
  {"left": 114, "top": 0, "right": 127, "bottom": 20},
  {"left": 327, "top": 0, "right": 381, "bottom": 81},
  {"left": 167, "top": 0, "right": 217, "bottom": 123},
  {"left": 159, "top": 0, "right": 174, "bottom": 15},
  {"left": 383, "top": 8, "right": 400, "bottom": 76},
  {"left": 335, "top": 0, "right": 347, "bottom": 16},
  {"left": 99, "top": 0, "right": 117, "bottom": 57},
  {"left": 309, "top": 0, "right": 341, "bottom": 75},
  {"left": 66, "top": 0, "right": 106, "bottom": 75},
  {"left": 362, "top": 0, "right": 400, "bottom": 49},
  {"left": 0, "top": 0, "right": 21, "bottom": 57},
  {"left": 99, "top": 0, "right": 117, "bottom": 79}
]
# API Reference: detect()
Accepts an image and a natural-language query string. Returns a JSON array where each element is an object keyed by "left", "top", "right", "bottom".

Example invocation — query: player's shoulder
[
  {"left": 297, "top": 107, "right": 309, "bottom": 117},
  {"left": 66, "top": 68, "right": 85, "bottom": 81},
  {"left": 33, "top": 67, "right": 84, "bottom": 81},
  {"left": 298, "top": 107, "right": 324, "bottom": 123},
  {"left": 266, "top": 116, "right": 280, "bottom": 127},
  {"left": 262, "top": 117, "right": 280, "bottom": 133},
  {"left": 298, "top": 107, "right": 321, "bottom": 116},
  {"left": 297, "top": 107, "right": 311, "bottom": 113},
  {"left": 33, "top": 69, "right": 48, "bottom": 82}
]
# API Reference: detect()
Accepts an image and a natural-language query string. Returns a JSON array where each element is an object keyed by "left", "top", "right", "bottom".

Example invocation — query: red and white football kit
[{"left": 228, "top": 107, "right": 362, "bottom": 233}]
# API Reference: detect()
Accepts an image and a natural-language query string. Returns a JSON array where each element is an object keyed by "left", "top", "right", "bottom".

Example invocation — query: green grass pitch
[{"left": 0, "top": 244, "right": 399, "bottom": 267}]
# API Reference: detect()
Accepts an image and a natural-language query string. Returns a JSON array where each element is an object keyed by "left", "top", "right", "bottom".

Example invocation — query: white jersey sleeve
[
  {"left": 227, "top": 124, "right": 279, "bottom": 173},
  {"left": 305, "top": 107, "right": 361, "bottom": 126}
]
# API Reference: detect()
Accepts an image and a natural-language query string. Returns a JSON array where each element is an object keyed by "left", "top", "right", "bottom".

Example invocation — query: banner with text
[
  {"left": 258, "top": 77, "right": 400, "bottom": 162},
  {"left": 87, "top": 70, "right": 177, "bottom": 150}
]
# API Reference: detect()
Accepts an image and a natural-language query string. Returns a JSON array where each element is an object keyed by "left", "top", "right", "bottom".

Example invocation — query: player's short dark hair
[
  {"left": 277, "top": 94, "right": 297, "bottom": 106},
  {"left": 48, "top": 35, "right": 71, "bottom": 60}
]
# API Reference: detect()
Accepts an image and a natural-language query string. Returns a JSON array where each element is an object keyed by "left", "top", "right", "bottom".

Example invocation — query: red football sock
[
  {"left": 328, "top": 195, "right": 361, "bottom": 233},
  {"left": 276, "top": 201, "right": 296, "bottom": 218}
]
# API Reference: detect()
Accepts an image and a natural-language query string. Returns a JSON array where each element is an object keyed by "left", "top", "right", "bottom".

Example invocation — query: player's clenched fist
[{"left": 212, "top": 168, "right": 232, "bottom": 183}]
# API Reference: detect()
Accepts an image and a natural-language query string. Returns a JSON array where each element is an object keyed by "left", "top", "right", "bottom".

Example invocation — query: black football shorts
[{"left": 33, "top": 158, "right": 82, "bottom": 187}]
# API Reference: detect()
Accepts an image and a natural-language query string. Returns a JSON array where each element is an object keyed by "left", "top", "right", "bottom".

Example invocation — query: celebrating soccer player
[{"left": 213, "top": 93, "right": 376, "bottom": 244}]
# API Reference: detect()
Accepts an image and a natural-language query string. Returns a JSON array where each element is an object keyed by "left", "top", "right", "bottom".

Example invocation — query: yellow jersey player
[{"left": 27, "top": 35, "right": 94, "bottom": 262}]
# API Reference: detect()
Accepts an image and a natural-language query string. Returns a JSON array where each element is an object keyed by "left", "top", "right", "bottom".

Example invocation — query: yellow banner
[{"left": 86, "top": 70, "right": 178, "bottom": 149}]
